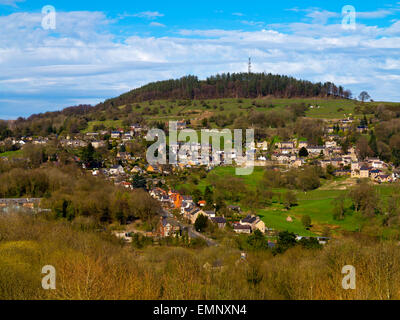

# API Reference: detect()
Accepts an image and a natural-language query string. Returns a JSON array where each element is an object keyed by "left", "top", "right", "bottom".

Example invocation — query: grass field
[
  {"left": 110, "top": 97, "right": 374, "bottom": 123},
  {"left": 0, "top": 149, "right": 23, "bottom": 159},
  {"left": 83, "top": 120, "right": 124, "bottom": 133},
  {"left": 189, "top": 166, "right": 399, "bottom": 236}
]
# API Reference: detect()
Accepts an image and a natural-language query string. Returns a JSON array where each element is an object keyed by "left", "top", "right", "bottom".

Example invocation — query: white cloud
[
  {"left": 133, "top": 11, "right": 164, "bottom": 19},
  {"left": 150, "top": 22, "right": 166, "bottom": 27},
  {"left": 357, "top": 9, "right": 396, "bottom": 19},
  {"left": 241, "top": 20, "right": 265, "bottom": 27},
  {"left": 0, "top": 0, "right": 24, "bottom": 7},
  {"left": 306, "top": 10, "right": 338, "bottom": 24},
  {"left": 1, "top": 10, "right": 400, "bottom": 118}
]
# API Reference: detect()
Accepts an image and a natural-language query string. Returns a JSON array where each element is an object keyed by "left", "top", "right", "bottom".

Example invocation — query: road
[{"left": 161, "top": 208, "right": 218, "bottom": 246}]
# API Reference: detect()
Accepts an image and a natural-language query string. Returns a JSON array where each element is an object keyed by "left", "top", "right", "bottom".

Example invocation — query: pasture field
[
  {"left": 0, "top": 149, "right": 23, "bottom": 159},
  {"left": 191, "top": 166, "right": 398, "bottom": 236},
  {"left": 110, "top": 97, "right": 372, "bottom": 123}
]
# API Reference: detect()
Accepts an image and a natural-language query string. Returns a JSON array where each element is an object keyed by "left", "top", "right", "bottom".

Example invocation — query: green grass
[
  {"left": 110, "top": 97, "right": 376, "bottom": 123},
  {"left": 190, "top": 165, "right": 400, "bottom": 236},
  {"left": 195, "top": 166, "right": 265, "bottom": 193},
  {"left": 0, "top": 150, "right": 23, "bottom": 159},
  {"left": 258, "top": 205, "right": 315, "bottom": 236},
  {"left": 84, "top": 120, "right": 123, "bottom": 133}
]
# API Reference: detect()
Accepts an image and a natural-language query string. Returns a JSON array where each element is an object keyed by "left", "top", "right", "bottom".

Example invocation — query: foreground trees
[
  {"left": 0, "top": 161, "right": 160, "bottom": 224},
  {"left": 2, "top": 212, "right": 400, "bottom": 300}
]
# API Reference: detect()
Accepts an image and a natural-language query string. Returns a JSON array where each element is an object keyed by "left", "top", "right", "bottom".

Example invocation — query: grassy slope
[
  {"left": 194, "top": 166, "right": 398, "bottom": 237},
  {"left": 84, "top": 97, "right": 378, "bottom": 133},
  {"left": 0, "top": 149, "right": 23, "bottom": 159}
]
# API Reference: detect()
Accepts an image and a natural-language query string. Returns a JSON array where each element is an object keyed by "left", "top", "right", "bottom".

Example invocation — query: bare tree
[{"left": 358, "top": 91, "right": 371, "bottom": 103}]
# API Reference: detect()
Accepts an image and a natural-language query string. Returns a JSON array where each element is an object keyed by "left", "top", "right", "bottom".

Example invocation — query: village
[{"left": 1, "top": 111, "right": 397, "bottom": 248}]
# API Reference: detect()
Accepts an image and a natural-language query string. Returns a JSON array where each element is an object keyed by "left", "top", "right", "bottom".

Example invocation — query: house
[
  {"left": 131, "top": 166, "right": 143, "bottom": 174},
  {"left": 176, "top": 121, "right": 187, "bottom": 130},
  {"left": 351, "top": 162, "right": 360, "bottom": 171},
  {"left": 109, "top": 165, "right": 124, "bottom": 175},
  {"left": 290, "top": 158, "right": 303, "bottom": 168},
  {"left": 319, "top": 159, "right": 331, "bottom": 168},
  {"left": 86, "top": 132, "right": 99, "bottom": 137},
  {"left": 116, "top": 152, "right": 131, "bottom": 161},
  {"left": 307, "top": 145, "right": 326, "bottom": 155},
  {"left": 210, "top": 217, "right": 227, "bottom": 229},
  {"left": 256, "top": 141, "right": 269, "bottom": 151},
  {"left": 146, "top": 165, "right": 160, "bottom": 173},
  {"left": 369, "top": 169, "right": 382, "bottom": 179},
  {"left": 240, "top": 215, "right": 266, "bottom": 233},
  {"left": 198, "top": 200, "right": 206, "bottom": 207},
  {"left": 233, "top": 223, "right": 252, "bottom": 234},
  {"left": 331, "top": 158, "right": 343, "bottom": 167},
  {"left": 114, "top": 231, "right": 132, "bottom": 243},
  {"left": 180, "top": 200, "right": 193, "bottom": 215},
  {"left": 111, "top": 131, "right": 121, "bottom": 139},
  {"left": 91, "top": 141, "right": 106, "bottom": 149},
  {"left": 120, "top": 181, "right": 132, "bottom": 189},
  {"left": 130, "top": 124, "right": 143, "bottom": 133},
  {"left": 273, "top": 154, "right": 290, "bottom": 164},
  {"left": 366, "top": 158, "right": 386, "bottom": 169},
  {"left": 280, "top": 147, "right": 293, "bottom": 155},
  {"left": 334, "top": 169, "right": 351, "bottom": 177},
  {"left": 182, "top": 196, "right": 193, "bottom": 203},
  {"left": 122, "top": 133, "right": 133, "bottom": 141},
  {"left": 188, "top": 208, "right": 206, "bottom": 224},
  {"left": 360, "top": 166, "right": 370, "bottom": 178},
  {"left": 298, "top": 141, "right": 308, "bottom": 149},
  {"left": 277, "top": 141, "right": 294, "bottom": 149},
  {"left": 227, "top": 205, "right": 241, "bottom": 213},
  {"left": 0, "top": 198, "right": 41, "bottom": 208},
  {"left": 203, "top": 210, "right": 216, "bottom": 218},
  {"left": 325, "top": 140, "right": 337, "bottom": 148},
  {"left": 150, "top": 187, "right": 167, "bottom": 200},
  {"left": 375, "top": 174, "right": 392, "bottom": 183},
  {"left": 351, "top": 169, "right": 360, "bottom": 178},
  {"left": 357, "top": 125, "right": 368, "bottom": 133},
  {"left": 160, "top": 194, "right": 171, "bottom": 203},
  {"left": 158, "top": 217, "right": 181, "bottom": 237}
]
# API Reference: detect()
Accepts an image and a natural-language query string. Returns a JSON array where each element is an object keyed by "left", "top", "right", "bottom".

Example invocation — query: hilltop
[
  {"left": 0, "top": 72, "right": 361, "bottom": 137},
  {"left": 2, "top": 72, "right": 399, "bottom": 141}
]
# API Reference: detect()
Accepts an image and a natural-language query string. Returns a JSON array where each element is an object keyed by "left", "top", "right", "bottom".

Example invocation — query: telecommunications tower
[{"left": 248, "top": 57, "right": 252, "bottom": 74}]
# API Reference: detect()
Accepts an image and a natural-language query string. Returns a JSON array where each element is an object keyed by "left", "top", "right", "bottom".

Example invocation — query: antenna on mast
[{"left": 248, "top": 57, "right": 252, "bottom": 74}]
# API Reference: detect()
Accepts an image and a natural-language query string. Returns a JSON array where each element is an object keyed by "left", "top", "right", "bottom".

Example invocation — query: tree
[
  {"left": 368, "top": 131, "right": 378, "bottom": 156},
  {"left": 349, "top": 182, "right": 380, "bottom": 217},
  {"left": 332, "top": 194, "right": 346, "bottom": 220},
  {"left": 356, "top": 136, "right": 373, "bottom": 160},
  {"left": 301, "top": 215, "right": 312, "bottom": 229},
  {"left": 194, "top": 214, "right": 208, "bottom": 232},
  {"left": 299, "top": 237, "right": 321, "bottom": 249},
  {"left": 283, "top": 191, "right": 298, "bottom": 210},
  {"left": 299, "top": 147, "right": 309, "bottom": 158},
  {"left": 246, "top": 229, "right": 268, "bottom": 250},
  {"left": 204, "top": 186, "right": 213, "bottom": 209},
  {"left": 192, "top": 189, "right": 202, "bottom": 205},
  {"left": 359, "top": 91, "right": 371, "bottom": 103},
  {"left": 274, "top": 231, "right": 297, "bottom": 254},
  {"left": 80, "top": 143, "right": 100, "bottom": 168}
]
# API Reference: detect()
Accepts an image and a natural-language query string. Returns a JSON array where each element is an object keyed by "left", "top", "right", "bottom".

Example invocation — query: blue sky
[{"left": 0, "top": 0, "right": 400, "bottom": 118}]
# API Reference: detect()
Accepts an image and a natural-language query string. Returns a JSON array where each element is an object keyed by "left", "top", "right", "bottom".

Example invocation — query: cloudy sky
[{"left": 0, "top": 0, "right": 400, "bottom": 119}]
